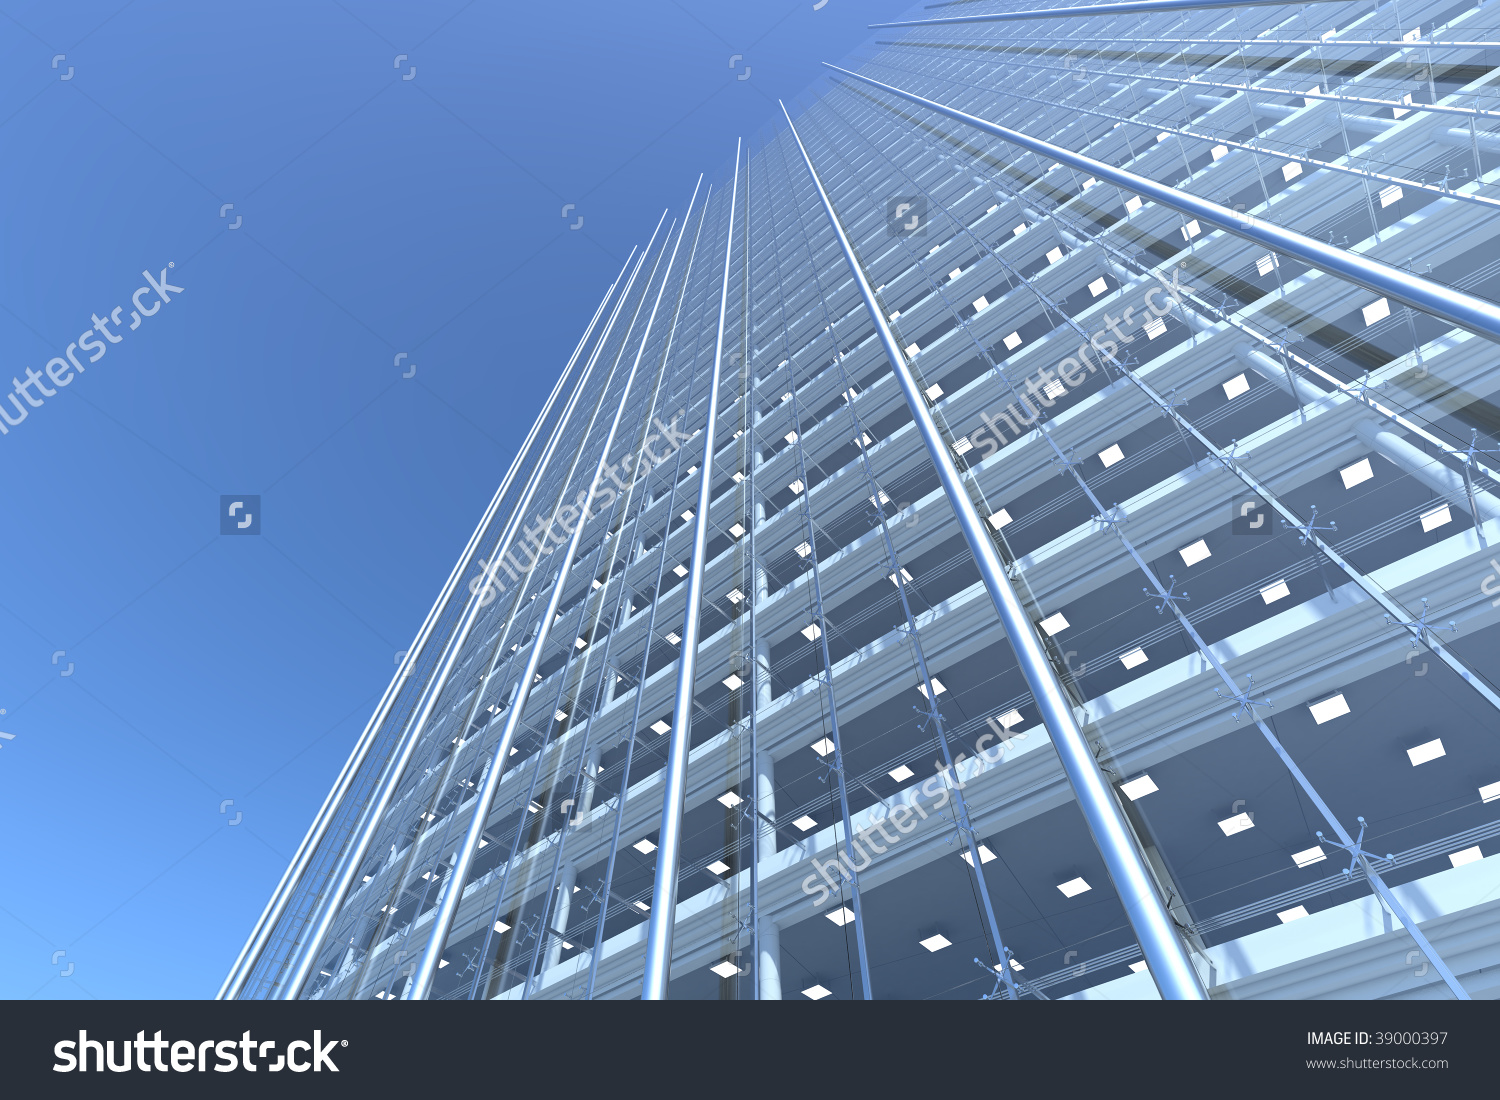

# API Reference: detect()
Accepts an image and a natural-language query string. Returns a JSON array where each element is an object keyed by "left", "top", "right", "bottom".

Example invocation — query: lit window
[
  {"left": 1039, "top": 612, "right": 1069, "bottom": 636},
  {"left": 1120, "top": 775, "right": 1158, "bottom": 800},
  {"left": 1088, "top": 277, "right": 1107, "bottom": 297},
  {"left": 1292, "top": 845, "right": 1326, "bottom": 868},
  {"left": 1362, "top": 298, "right": 1390, "bottom": 326},
  {"left": 987, "top": 509, "right": 1012, "bottom": 529},
  {"left": 1420, "top": 505, "right": 1452, "bottom": 532},
  {"left": 1057, "top": 877, "right": 1091, "bottom": 898},
  {"left": 827, "top": 907, "right": 855, "bottom": 926},
  {"left": 1277, "top": 905, "right": 1309, "bottom": 923},
  {"left": 1406, "top": 737, "right": 1445, "bottom": 766},
  {"left": 1218, "top": 812, "right": 1255, "bottom": 836},
  {"left": 1309, "top": 693, "right": 1349, "bottom": 724},
  {"left": 811, "top": 737, "right": 836, "bottom": 756},
  {"left": 793, "top": 815, "right": 819, "bottom": 831},
  {"left": 1120, "top": 647, "right": 1148, "bottom": 669},
  {"left": 1098, "top": 443, "right": 1124, "bottom": 467},
  {"left": 1179, "top": 539, "right": 1211, "bottom": 566},
  {"left": 1449, "top": 845, "right": 1483, "bottom": 868},
  {"left": 1260, "top": 579, "right": 1290, "bottom": 604},
  {"left": 1003, "top": 331, "right": 1022, "bottom": 351},
  {"left": 890, "top": 764, "right": 915, "bottom": 782},
  {"left": 919, "top": 933, "right": 952, "bottom": 952},
  {"left": 1222, "top": 373, "right": 1250, "bottom": 400}
]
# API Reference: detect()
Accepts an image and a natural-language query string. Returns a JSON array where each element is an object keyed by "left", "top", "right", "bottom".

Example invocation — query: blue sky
[{"left": 0, "top": 0, "right": 915, "bottom": 999}]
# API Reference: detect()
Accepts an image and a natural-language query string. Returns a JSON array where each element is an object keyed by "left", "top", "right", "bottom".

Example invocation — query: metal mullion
[
  {"left": 782, "top": 103, "right": 1208, "bottom": 999},
  {"left": 408, "top": 208, "right": 682, "bottom": 1000},
  {"left": 642, "top": 142, "right": 742, "bottom": 1001}
]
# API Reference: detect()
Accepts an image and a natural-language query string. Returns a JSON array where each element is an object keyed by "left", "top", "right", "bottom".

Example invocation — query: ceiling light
[
  {"left": 1292, "top": 845, "right": 1326, "bottom": 868},
  {"left": 1098, "top": 443, "right": 1124, "bottom": 467},
  {"left": 1125, "top": 196, "right": 1142, "bottom": 213},
  {"left": 1420, "top": 505, "right": 1452, "bottom": 532},
  {"left": 494, "top": 920, "right": 510, "bottom": 934},
  {"left": 888, "top": 568, "right": 914, "bottom": 585},
  {"left": 781, "top": 392, "right": 793, "bottom": 404},
  {"left": 888, "top": 310, "right": 900, "bottom": 321},
  {"left": 1156, "top": 131, "right": 1170, "bottom": 143},
  {"left": 1120, "top": 647, "right": 1148, "bottom": 669},
  {"left": 634, "top": 900, "right": 650, "bottom": 911},
  {"left": 802, "top": 984, "right": 832, "bottom": 999},
  {"left": 729, "top": 522, "right": 745, "bottom": 538},
  {"left": 987, "top": 508, "right": 1012, "bottom": 529},
  {"left": 784, "top": 431, "right": 798, "bottom": 445},
  {"left": 1277, "top": 905, "right": 1309, "bottom": 923},
  {"left": 795, "top": 541, "right": 812, "bottom": 557},
  {"left": 707, "top": 859, "right": 731, "bottom": 876},
  {"left": 1046, "top": 246, "right": 1064, "bottom": 264},
  {"left": 1012, "top": 222, "right": 1027, "bottom": 235},
  {"left": 948, "top": 267, "right": 963, "bottom": 281},
  {"left": 1039, "top": 612, "right": 1069, "bottom": 635},
  {"left": 860, "top": 432, "right": 874, "bottom": 447},
  {"left": 996, "top": 709, "right": 1023, "bottom": 729},
  {"left": 1057, "top": 877, "right": 1091, "bottom": 898},
  {"left": 906, "top": 343, "right": 922, "bottom": 359},
  {"left": 591, "top": 578, "right": 602, "bottom": 590},
  {"left": 960, "top": 845, "right": 997, "bottom": 865},
  {"left": 987, "top": 204, "right": 999, "bottom": 214},
  {"left": 917, "top": 677, "right": 947, "bottom": 698},
  {"left": 1362, "top": 297, "right": 1390, "bottom": 326},
  {"left": 1308, "top": 694, "right": 1349, "bottom": 724},
  {"left": 717, "top": 791, "right": 743, "bottom": 807},
  {"left": 687, "top": 466, "right": 698, "bottom": 476},
  {"left": 1479, "top": 780, "right": 1500, "bottom": 804},
  {"left": 1120, "top": 775, "right": 1158, "bottom": 800},
  {"left": 1260, "top": 579, "right": 1290, "bottom": 604},
  {"left": 1179, "top": 539, "right": 1211, "bottom": 566},
  {"left": 890, "top": 764, "right": 915, "bottom": 782},
  {"left": 710, "top": 959, "right": 739, "bottom": 978},
  {"left": 527, "top": 801, "right": 542, "bottom": 814},
  {"left": 731, "top": 471, "right": 744, "bottom": 483},
  {"left": 1340, "top": 457, "right": 1373, "bottom": 488},
  {"left": 1407, "top": 738, "right": 1445, "bottom": 766},
  {"left": 801, "top": 622, "right": 822, "bottom": 641},
  {"left": 1449, "top": 845, "right": 1483, "bottom": 868},
  {"left": 680, "top": 509, "right": 694, "bottom": 522},
  {"left": 1219, "top": 373, "right": 1250, "bottom": 402},
  {"left": 722, "top": 673, "right": 744, "bottom": 690},
  {"left": 793, "top": 814, "right": 818, "bottom": 831},
  {"left": 726, "top": 588, "right": 744, "bottom": 603},
  {"left": 953, "top": 435, "right": 974, "bottom": 455},
  {"left": 673, "top": 563, "right": 688, "bottom": 577},
  {"left": 1142, "top": 316, "right": 1167, "bottom": 339},
  {"left": 574, "top": 636, "right": 588, "bottom": 649},
  {"left": 788, "top": 479, "right": 805, "bottom": 493},
  {"left": 1218, "top": 812, "right": 1255, "bottom": 836},
  {"left": 826, "top": 906, "right": 855, "bottom": 926},
  {"left": 1003, "top": 331, "right": 1022, "bottom": 350},
  {"left": 1179, "top": 221, "right": 1200, "bottom": 242},
  {"left": 1088, "top": 277, "right": 1107, "bottom": 297},
  {"left": 1282, "top": 161, "right": 1302, "bottom": 182},
  {"left": 972, "top": 296, "right": 990, "bottom": 312},
  {"left": 1256, "top": 253, "right": 1277, "bottom": 276},
  {"left": 1129, "top": 960, "right": 1149, "bottom": 973},
  {"left": 870, "top": 489, "right": 891, "bottom": 506},
  {"left": 919, "top": 933, "right": 952, "bottom": 952},
  {"left": 925, "top": 383, "right": 944, "bottom": 401},
  {"left": 1379, "top": 183, "right": 1404, "bottom": 207},
  {"left": 1044, "top": 377, "right": 1067, "bottom": 399},
  {"left": 438, "top": 958, "right": 449, "bottom": 968},
  {"left": 651, "top": 719, "right": 671, "bottom": 734},
  {"left": 665, "top": 631, "right": 681, "bottom": 645},
  {"left": 633, "top": 839, "right": 657, "bottom": 854},
  {"left": 1211, "top": 144, "right": 1228, "bottom": 160},
  {"left": 811, "top": 737, "right": 836, "bottom": 756}
]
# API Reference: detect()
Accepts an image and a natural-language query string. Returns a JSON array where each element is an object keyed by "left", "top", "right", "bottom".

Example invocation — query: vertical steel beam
[
  {"left": 641, "top": 140, "right": 742, "bottom": 1000},
  {"left": 780, "top": 103, "right": 1207, "bottom": 1000}
]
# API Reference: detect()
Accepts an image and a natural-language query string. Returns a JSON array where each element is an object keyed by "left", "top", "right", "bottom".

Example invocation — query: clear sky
[{"left": 0, "top": 0, "right": 917, "bottom": 999}]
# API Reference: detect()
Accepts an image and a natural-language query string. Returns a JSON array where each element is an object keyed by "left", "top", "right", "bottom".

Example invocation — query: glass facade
[{"left": 224, "top": 0, "right": 1500, "bottom": 1000}]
